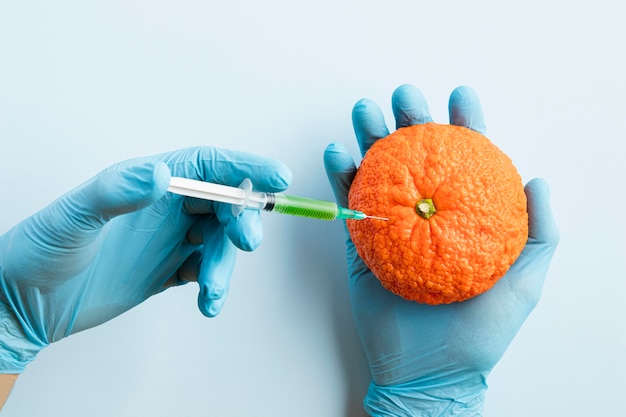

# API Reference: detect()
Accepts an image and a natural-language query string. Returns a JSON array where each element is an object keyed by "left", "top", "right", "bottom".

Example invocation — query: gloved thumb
[
  {"left": 502, "top": 178, "right": 559, "bottom": 306},
  {"left": 525, "top": 178, "right": 560, "bottom": 245},
  {"left": 1, "top": 161, "right": 170, "bottom": 283},
  {"left": 323, "top": 142, "right": 357, "bottom": 209},
  {"left": 32, "top": 161, "right": 170, "bottom": 248}
]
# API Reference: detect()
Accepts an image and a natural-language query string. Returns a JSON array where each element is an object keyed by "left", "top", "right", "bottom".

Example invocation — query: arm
[{"left": 0, "top": 374, "right": 17, "bottom": 411}]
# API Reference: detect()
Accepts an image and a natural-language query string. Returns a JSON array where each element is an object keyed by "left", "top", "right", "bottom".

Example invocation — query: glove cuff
[
  {"left": 0, "top": 313, "right": 45, "bottom": 373},
  {"left": 363, "top": 376, "right": 486, "bottom": 417},
  {"left": 0, "top": 282, "right": 46, "bottom": 373}
]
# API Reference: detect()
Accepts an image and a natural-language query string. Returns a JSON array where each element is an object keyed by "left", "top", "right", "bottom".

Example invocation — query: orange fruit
[{"left": 347, "top": 122, "right": 528, "bottom": 305}]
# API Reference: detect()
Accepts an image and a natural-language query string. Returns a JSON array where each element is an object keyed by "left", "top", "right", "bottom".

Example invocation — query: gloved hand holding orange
[{"left": 323, "top": 83, "right": 559, "bottom": 416}]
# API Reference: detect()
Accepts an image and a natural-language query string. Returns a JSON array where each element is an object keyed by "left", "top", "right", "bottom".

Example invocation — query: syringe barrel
[{"left": 269, "top": 194, "right": 338, "bottom": 221}]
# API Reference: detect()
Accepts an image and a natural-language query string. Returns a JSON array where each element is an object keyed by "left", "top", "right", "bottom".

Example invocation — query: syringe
[{"left": 167, "top": 177, "right": 387, "bottom": 221}]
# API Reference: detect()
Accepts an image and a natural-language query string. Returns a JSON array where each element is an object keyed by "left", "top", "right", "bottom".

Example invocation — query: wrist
[
  {"left": 363, "top": 374, "right": 487, "bottom": 417},
  {"left": 0, "top": 304, "right": 44, "bottom": 373},
  {"left": 0, "top": 269, "right": 46, "bottom": 373}
]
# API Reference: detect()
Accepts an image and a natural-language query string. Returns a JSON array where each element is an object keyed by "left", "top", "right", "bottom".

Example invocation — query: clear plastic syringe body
[{"left": 167, "top": 177, "right": 370, "bottom": 221}]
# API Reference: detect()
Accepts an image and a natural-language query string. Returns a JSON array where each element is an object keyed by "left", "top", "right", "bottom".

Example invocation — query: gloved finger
[
  {"left": 323, "top": 142, "right": 357, "bottom": 208},
  {"left": 196, "top": 219, "right": 237, "bottom": 318},
  {"left": 323, "top": 143, "right": 373, "bottom": 283},
  {"left": 352, "top": 99, "right": 390, "bottom": 157},
  {"left": 154, "top": 146, "right": 292, "bottom": 194},
  {"left": 159, "top": 250, "right": 202, "bottom": 291},
  {"left": 503, "top": 178, "right": 559, "bottom": 306},
  {"left": 186, "top": 216, "right": 214, "bottom": 245},
  {"left": 177, "top": 182, "right": 266, "bottom": 252},
  {"left": 158, "top": 147, "right": 292, "bottom": 216},
  {"left": 180, "top": 196, "right": 218, "bottom": 217},
  {"left": 448, "top": 86, "right": 487, "bottom": 135},
  {"left": 524, "top": 178, "right": 560, "bottom": 245},
  {"left": 391, "top": 84, "right": 433, "bottom": 129},
  {"left": 214, "top": 202, "right": 264, "bottom": 251}
]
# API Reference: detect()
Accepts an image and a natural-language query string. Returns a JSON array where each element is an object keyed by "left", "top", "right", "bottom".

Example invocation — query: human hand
[
  {"left": 324, "top": 85, "right": 559, "bottom": 416},
  {"left": 0, "top": 147, "right": 291, "bottom": 373}
]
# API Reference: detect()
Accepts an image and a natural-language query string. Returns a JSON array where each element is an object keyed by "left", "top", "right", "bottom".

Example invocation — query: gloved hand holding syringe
[{"left": 168, "top": 177, "right": 387, "bottom": 221}]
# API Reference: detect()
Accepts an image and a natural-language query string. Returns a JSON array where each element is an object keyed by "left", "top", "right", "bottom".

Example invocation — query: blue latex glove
[
  {"left": 0, "top": 146, "right": 291, "bottom": 373},
  {"left": 324, "top": 85, "right": 559, "bottom": 416}
]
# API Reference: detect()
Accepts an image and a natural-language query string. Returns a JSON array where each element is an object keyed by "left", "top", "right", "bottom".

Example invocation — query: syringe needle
[{"left": 364, "top": 215, "right": 389, "bottom": 221}]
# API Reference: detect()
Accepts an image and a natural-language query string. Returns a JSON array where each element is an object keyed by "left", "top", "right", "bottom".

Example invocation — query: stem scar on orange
[{"left": 347, "top": 122, "right": 528, "bottom": 305}]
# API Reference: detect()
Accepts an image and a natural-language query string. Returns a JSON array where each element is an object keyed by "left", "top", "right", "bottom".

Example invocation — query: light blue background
[{"left": 1, "top": 1, "right": 624, "bottom": 416}]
